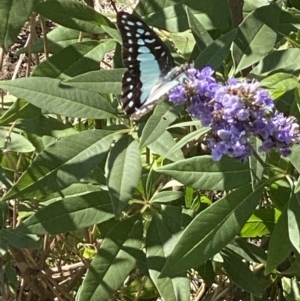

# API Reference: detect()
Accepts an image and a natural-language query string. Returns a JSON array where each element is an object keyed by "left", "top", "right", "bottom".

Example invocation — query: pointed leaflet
[
  {"left": 172, "top": 31, "right": 195, "bottom": 61},
  {"left": 63, "top": 69, "right": 124, "bottom": 94},
  {"left": 0, "top": 129, "right": 35, "bottom": 153},
  {"left": 227, "top": 239, "right": 267, "bottom": 264},
  {"left": 195, "top": 28, "right": 237, "bottom": 70},
  {"left": 18, "top": 26, "right": 95, "bottom": 55},
  {"left": 139, "top": 102, "right": 180, "bottom": 148},
  {"left": 34, "top": 0, "right": 114, "bottom": 35},
  {"left": 281, "top": 253, "right": 300, "bottom": 276},
  {"left": 232, "top": 4, "right": 280, "bottom": 74},
  {"left": 0, "top": 99, "right": 41, "bottom": 126},
  {"left": 150, "top": 191, "right": 183, "bottom": 204},
  {"left": 79, "top": 214, "right": 143, "bottom": 301},
  {"left": 0, "top": 0, "right": 36, "bottom": 52},
  {"left": 197, "top": 261, "right": 215, "bottom": 287},
  {"left": 2, "top": 130, "right": 121, "bottom": 201},
  {"left": 0, "top": 77, "right": 117, "bottom": 119},
  {"left": 165, "top": 127, "right": 210, "bottom": 159},
  {"left": 161, "top": 184, "right": 263, "bottom": 276},
  {"left": 156, "top": 156, "right": 251, "bottom": 191},
  {"left": 250, "top": 49, "right": 300, "bottom": 79},
  {"left": 222, "top": 249, "right": 262, "bottom": 297},
  {"left": 288, "top": 192, "right": 300, "bottom": 253},
  {"left": 186, "top": 7, "right": 213, "bottom": 52},
  {"left": 107, "top": 136, "right": 142, "bottom": 216},
  {"left": 148, "top": 131, "right": 184, "bottom": 162},
  {"left": 282, "top": 277, "right": 300, "bottom": 301},
  {"left": 265, "top": 206, "right": 293, "bottom": 274},
  {"left": 3, "top": 229, "right": 40, "bottom": 249},
  {"left": 135, "top": 0, "right": 231, "bottom": 33},
  {"left": 240, "top": 208, "right": 280, "bottom": 237},
  {"left": 0, "top": 201, "right": 8, "bottom": 229},
  {"left": 261, "top": 73, "right": 298, "bottom": 96},
  {"left": 15, "top": 116, "right": 77, "bottom": 138},
  {"left": 33, "top": 40, "right": 116, "bottom": 80},
  {"left": 146, "top": 212, "right": 190, "bottom": 301},
  {"left": 16, "top": 191, "right": 114, "bottom": 235}
]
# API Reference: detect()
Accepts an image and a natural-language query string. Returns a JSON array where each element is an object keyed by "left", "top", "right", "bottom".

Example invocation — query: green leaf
[
  {"left": 16, "top": 191, "right": 114, "bottom": 235},
  {"left": 240, "top": 208, "right": 280, "bottom": 237},
  {"left": 32, "top": 40, "right": 116, "bottom": 80},
  {"left": 79, "top": 214, "right": 143, "bottom": 301},
  {"left": 15, "top": 116, "right": 77, "bottom": 138},
  {"left": 107, "top": 136, "right": 142, "bottom": 216},
  {"left": 290, "top": 145, "right": 300, "bottom": 175},
  {"left": 4, "top": 263, "right": 18, "bottom": 293},
  {"left": 227, "top": 238, "right": 267, "bottom": 264},
  {"left": 269, "top": 184, "right": 291, "bottom": 210},
  {"left": 0, "top": 77, "right": 117, "bottom": 119},
  {"left": 167, "top": 120, "right": 201, "bottom": 129},
  {"left": 34, "top": 0, "right": 114, "bottom": 35},
  {"left": 0, "top": 201, "right": 8, "bottom": 229},
  {"left": 249, "top": 136, "right": 265, "bottom": 184},
  {"left": 148, "top": 130, "right": 184, "bottom": 162},
  {"left": 146, "top": 215, "right": 190, "bottom": 301},
  {"left": 17, "top": 26, "right": 95, "bottom": 54},
  {"left": 197, "top": 261, "right": 215, "bottom": 287},
  {"left": 243, "top": 0, "right": 271, "bottom": 11},
  {"left": 0, "top": 232, "right": 8, "bottom": 256},
  {"left": 261, "top": 73, "right": 299, "bottom": 99},
  {"left": 136, "top": 0, "right": 231, "bottom": 33},
  {"left": 139, "top": 102, "right": 180, "bottom": 148},
  {"left": 288, "top": 192, "right": 300, "bottom": 253},
  {"left": 282, "top": 277, "right": 300, "bottom": 301},
  {"left": 165, "top": 127, "right": 210, "bottom": 160},
  {"left": 156, "top": 156, "right": 251, "bottom": 190},
  {"left": 160, "top": 205, "right": 193, "bottom": 234},
  {"left": 282, "top": 254, "right": 300, "bottom": 276},
  {"left": 63, "top": 69, "right": 124, "bottom": 94},
  {"left": 232, "top": 4, "right": 280, "bottom": 74},
  {"left": 0, "top": 99, "right": 41, "bottom": 126},
  {"left": 278, "top": 9, "right": 300, "bottom": 36},
  {"left": 187, "top": 7, "right": 213, "bottom": 52},
  {"left": 150, "top": 191, "right": 183, "bottom": 204},
  {"left": 40, "top": 183, "right": 102, "bottom": 203},
  {"left": 0, "top": 0, "right": 36, "bottom": 52},
  {"left": 0, "top": 129, "right": 35, "bottom": 153},
  {"left": 250, "top": 49, "right": 300, "bottom": 79},
  {"left": 2, "top": 229, "right": 40, "bottom": 249},
  {"left": 161, "top": 184, "right": 263, "bottom": 276},
  {"left": 2, "top": 130, "right": 121, "bottom": 200},
  {"left": 222, "top": 249, "right": 262, "bottom": 297},
  {"left": 172, "top": 31, "right": 195, "bottom": 60},
  {"left": 195, "top": 29, "right": 237, "bottom": 70},
  {"left": 265, "top": 205, "right": 293, "bottom": 274}
]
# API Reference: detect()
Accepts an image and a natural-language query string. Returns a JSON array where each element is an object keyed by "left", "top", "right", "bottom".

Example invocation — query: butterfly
[{"left": 117, "top": 11, "right": 186, "bottom": 119}]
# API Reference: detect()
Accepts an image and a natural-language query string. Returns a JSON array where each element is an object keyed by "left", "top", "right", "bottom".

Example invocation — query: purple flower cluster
[{"left": 168, "top": 66, "right": 300, "bottom": 161}]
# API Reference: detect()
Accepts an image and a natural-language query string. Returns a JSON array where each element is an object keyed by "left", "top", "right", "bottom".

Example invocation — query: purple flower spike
[{"left": 168, "top": 65, "right": 300, "bottom": 161}]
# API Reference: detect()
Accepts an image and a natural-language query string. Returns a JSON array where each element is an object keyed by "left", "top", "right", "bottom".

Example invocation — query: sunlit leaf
[
  {"left": 157, "top": 156, "right": 251, "bottom": 190},
  {"left": 107, "top": 136, "right": 142, "bottom": 216},
  {"left": 79, "top": 214, "right": 143, "bottom": 301},
  {"left": 2, "top": 130, "right": 121, "bottom": 200},
  {"left": 161, "top": 185, "right": 263, "bottom": 276}
]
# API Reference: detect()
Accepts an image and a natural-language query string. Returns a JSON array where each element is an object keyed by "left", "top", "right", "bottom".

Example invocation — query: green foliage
[{"left": 1, "top": 0, "right": 300, "bottom": 300}]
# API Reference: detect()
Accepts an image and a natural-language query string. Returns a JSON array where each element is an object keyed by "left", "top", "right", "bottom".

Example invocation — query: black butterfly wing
[{"left": 117, "top": 11, "right": 175, "bottom": 116}]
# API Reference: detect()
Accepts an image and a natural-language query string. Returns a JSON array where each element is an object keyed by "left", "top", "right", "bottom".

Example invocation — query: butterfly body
[{"left": 117, "top": 12, "right": 184, "bottom": 119}]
